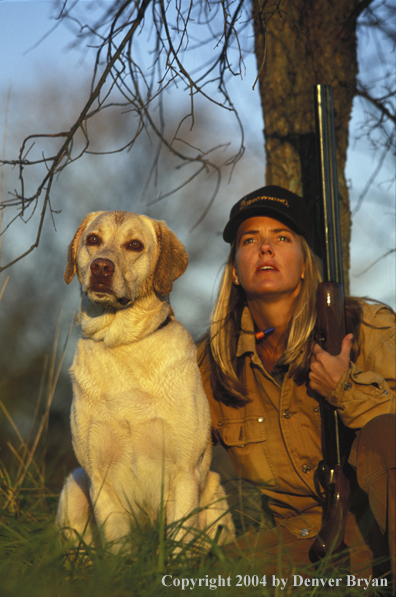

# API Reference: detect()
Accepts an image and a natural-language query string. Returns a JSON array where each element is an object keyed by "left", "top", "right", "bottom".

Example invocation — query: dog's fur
[{"left": 56, "top": 211, "right": 234, "bottom": 551}]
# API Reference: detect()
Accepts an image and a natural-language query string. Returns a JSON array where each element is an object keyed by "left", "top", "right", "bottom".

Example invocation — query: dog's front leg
[{"left": 89, "top": 481, "right": 132, "bottom": 552}]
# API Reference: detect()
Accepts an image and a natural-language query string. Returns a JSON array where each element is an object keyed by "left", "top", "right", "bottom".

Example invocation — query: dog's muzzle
[{"left": 90, "top": 258, "right": 115, "bottom": 293}]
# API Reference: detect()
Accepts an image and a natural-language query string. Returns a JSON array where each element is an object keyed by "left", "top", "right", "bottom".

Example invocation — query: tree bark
[{"left": 252, "top": 0, "right": 363, "bottom": 290}]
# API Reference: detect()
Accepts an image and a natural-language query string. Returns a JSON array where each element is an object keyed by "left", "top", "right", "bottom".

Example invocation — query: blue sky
[{"left": 0, "top": 0, "right": 395, "bottom": 315}]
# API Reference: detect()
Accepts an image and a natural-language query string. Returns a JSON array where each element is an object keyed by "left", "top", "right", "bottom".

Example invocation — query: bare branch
[
  {"left": 1, "top": 0, "right": 153, "bottom": 272},
  {"left": 0, "top": 0, "right": 393, "bottom": 272},
  {"left": 355, "top": 85, "right": 396, "bottom": 126},
  {"left": 352, "top": 141, "right": 392, "bottom": 215},
  {"left": 355, "top": 248, "right": 396, "bottom": 276}
]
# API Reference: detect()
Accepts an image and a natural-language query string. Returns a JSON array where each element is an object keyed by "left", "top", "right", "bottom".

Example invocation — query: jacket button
[
  {"left": 218, "top": 422, "right": 222, "bottom": 426},
  {"left": 314, "top": 407, "right": 319, "bottom": 413},
  {"left": 300, "top": 528, "right": 309, "bottom": 537},
  {"left": 344, "top": 382, "right": 352, "bottom": 391},
  {"left": 302, "top": 465, "right": 311, "bottom": 473},
  {"left": 258, "top": 417, "right": 264, "bottom": 423},
  {"left": 283, "top": 410, "right": 291, "bottom": 419}
]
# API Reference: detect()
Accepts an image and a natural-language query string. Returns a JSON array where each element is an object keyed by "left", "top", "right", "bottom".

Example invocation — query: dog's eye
[
  {"left": 87, "top": 235, "right": 100, "bottom": 245},
  {"left": 126, "top": 240, "right": 143, "bottom": 251}
]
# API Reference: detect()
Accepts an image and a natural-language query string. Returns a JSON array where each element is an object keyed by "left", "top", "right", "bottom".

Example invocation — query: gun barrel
[
  {"left": 314, "top": 84, "right": 344, "bottom": 286},
  {"left": 311, "top": 85, "right": 355, "bottom": 562}
]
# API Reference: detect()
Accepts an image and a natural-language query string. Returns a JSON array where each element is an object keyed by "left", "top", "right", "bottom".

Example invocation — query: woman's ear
[{"left": 232, "top": 264, "right": 240, "bottom": 285}]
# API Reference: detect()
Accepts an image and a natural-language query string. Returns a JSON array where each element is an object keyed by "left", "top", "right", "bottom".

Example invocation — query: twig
[{"left": 355, "top": 248, "right": 396, "bottom": 276}]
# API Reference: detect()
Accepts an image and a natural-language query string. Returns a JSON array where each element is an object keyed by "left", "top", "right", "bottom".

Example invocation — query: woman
[{"left": 199, "top": 185, "right": 395, "bottom": 578}]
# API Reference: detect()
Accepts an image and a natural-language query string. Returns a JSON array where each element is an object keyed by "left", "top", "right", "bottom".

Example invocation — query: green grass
[
  {"left": 0, "top": 320, "right": 392, "bottom": 596},
  {"left": 0, "top": 455, "right": 393, "bottom": 597}
]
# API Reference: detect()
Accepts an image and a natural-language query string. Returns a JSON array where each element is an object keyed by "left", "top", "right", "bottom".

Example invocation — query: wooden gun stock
[
  {"left": 310, "top": 282, "right": 352, "bottom": 561},
  {"left": 311, "top": 460, "right": 351, "bottom": 560}
]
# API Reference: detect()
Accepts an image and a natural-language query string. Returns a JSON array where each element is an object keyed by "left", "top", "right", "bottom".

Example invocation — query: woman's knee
[{"left": 355, "top": 414, "right": 396, "bottom": 485}]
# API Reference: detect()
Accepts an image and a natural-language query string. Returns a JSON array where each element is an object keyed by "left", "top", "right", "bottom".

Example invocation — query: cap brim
[{"left": 223, "top": 205, "right": 303, "bottom": 243}]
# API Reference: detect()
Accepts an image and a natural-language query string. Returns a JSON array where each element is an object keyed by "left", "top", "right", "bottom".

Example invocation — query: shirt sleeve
[{"left": 326, "top": 305, "right": 395, "bottom": 429}]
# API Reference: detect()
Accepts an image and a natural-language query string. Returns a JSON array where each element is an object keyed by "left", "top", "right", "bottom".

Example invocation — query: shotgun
[{"left": 310, "top": 84, "right": 355, "bottom": 561}]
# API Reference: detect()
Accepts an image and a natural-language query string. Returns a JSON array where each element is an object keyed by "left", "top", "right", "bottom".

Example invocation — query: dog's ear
[
  {"left": 64, "top": 212, "right": 104, "bottom": 284},
  {"left": 153, "top": 221, "right": 188, "bottom": 296}
]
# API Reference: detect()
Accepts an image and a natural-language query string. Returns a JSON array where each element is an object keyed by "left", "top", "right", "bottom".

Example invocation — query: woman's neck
[{"left": 247, "top": 296, "right": 295, "bottom": 372}]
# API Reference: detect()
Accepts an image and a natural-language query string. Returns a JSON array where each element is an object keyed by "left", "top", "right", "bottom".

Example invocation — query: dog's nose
[{"left": 90, "top": 258, "right": 115, "bottom": 278}]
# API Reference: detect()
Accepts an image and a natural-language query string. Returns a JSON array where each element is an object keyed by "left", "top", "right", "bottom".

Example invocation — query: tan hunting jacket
[{"left": 199, "top": 301, "right": 395, "bottom": 539}]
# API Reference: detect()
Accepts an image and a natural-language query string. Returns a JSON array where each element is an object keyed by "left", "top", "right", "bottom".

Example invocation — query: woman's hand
[{"left": 309, "top": 334, "right": 353, "bottom": 397}]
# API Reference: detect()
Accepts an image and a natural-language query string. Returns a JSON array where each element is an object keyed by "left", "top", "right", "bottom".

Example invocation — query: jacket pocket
[{"left": 217, "top": 415, "right": 266, "bottom": 447}]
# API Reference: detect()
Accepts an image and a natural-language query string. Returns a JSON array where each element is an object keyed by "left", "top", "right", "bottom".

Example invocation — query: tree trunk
[{"left": 252, "top": 0, "right": 361, "bottom": 291}]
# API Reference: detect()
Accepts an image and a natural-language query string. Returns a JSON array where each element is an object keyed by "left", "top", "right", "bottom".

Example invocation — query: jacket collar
[
  {"left": 236, "top": 305, "right": 288, "bottom": 385},
  {"left": 236, "top": 306, "right": 256, "bottom": 357}
]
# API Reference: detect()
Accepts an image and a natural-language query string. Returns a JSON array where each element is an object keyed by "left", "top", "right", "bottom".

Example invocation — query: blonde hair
[{"left": 205, "top": 237, "right": 322, "bottom": 405}]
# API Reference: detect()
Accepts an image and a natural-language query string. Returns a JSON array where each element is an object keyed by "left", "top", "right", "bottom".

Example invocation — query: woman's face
[{"left": 233, "top": 216, "right": 305, "bottom": 302}]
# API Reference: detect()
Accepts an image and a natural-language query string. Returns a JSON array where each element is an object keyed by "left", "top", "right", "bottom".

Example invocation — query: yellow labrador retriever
[{"left": 56, "top": 211, "right": 234, "bottom": 551}]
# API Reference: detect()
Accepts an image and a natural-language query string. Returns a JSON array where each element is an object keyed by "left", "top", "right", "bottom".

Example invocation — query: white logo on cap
[{"left": 240, "top": 195, "right": 290, "bottom": 210}]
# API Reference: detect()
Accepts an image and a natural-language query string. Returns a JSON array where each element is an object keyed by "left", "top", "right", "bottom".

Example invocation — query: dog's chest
[
  {"left": 71, "top": 339, "right": 169, "bottom": 415},
  {"left": 70, "top": 337, "right": 210, "bottom": 485},
  {"left": 70, "top": 333, "right": 209, "bottom": 454}
]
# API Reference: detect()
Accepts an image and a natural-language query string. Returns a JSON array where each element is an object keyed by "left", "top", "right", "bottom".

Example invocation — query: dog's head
[{"left": 65, "top": 211, "right": 188, "bottom": 309}]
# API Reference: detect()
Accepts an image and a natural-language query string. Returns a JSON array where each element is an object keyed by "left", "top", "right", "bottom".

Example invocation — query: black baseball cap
[{"left": 223, "top": 185, "right": 313, "bottom": 245}]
